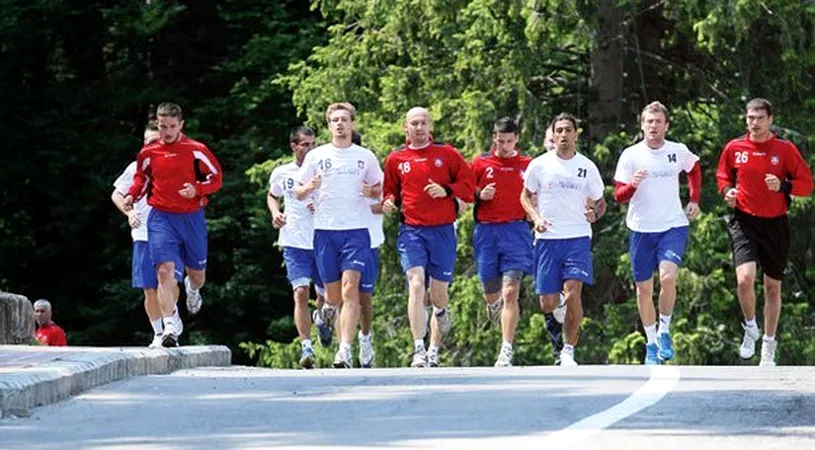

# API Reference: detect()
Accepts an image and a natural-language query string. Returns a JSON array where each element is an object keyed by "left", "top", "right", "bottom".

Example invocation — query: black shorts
[{"left": 726, "top": 209, "right": 790, "bottom": 280}]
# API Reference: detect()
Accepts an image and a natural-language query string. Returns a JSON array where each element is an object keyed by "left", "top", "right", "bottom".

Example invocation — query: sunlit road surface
[{"left": 1, "top": 365, "right": 813, "bottom": 450}]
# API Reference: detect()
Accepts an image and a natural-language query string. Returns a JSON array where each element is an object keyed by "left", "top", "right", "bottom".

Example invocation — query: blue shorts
[
  {"left": 361, "top": 248, "right": 381, "bottom": 294},
  {"left": 534, "top": 237, "right": 594, "bottom": 295},
  {"left": 313, "top": 229, "right": 371, "bottom": 285},
  {"left": 397, "top": 224, "right": 456, "bottom": 282},
  {"left": 474, "top": 221, "right": 533, "bottom": 282},
  {"left": 630, "top": 226, "right": 689, "bottom": 283},
  {"left": 132, "top": 241, "right": 183, "bottom": 289},
  {"left": 282, "top": 247, "right": 323, "bottom": 291},
  {"left": 147, "top": 209, "right": 208, "bottom": 270}
]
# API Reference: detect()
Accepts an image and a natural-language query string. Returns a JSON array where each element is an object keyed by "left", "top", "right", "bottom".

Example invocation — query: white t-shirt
[
  {"left": 297, "top": 143, "right": 384, "bottom": 231},
  {"left": 368, "top": 197, "right": 384, "bottom": 249},
  {"left": 269, "top": 162, "right": 316, "bottom": 249},
  {"left": 614, "top": 140, "right": 699, "bottom": 233},
  {"left": 113, "top": 162, "right": 150, "bottom": 242},
  {"left": 524, "top": 151, "right": 605, "bottom": 240}
]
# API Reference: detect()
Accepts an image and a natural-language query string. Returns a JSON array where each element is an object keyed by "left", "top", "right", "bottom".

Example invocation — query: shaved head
[{"left": 405, "top": 107, "right": 432, "bottom": 124}]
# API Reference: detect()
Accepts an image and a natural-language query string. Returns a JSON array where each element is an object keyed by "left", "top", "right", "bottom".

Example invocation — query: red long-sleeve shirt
[
  {"left": 383, "top": 141, "right": 475, "bottom": 226},
  {"left": 716, "top": 134, "right": 813, "bottom": 218},
  {"left": 128, "top": 135, "right": 223, "bottom": 213},
  {"left": 471, "top": 149, "right": 532, "bottom": 223},
  {"left": 35, "top": 323, "right": 67, "bottom": 346}
]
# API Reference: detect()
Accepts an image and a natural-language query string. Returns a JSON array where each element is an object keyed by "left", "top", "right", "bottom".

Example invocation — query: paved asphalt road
[{"left": 1, "top": 365, "right": 813, "bottom": 450}]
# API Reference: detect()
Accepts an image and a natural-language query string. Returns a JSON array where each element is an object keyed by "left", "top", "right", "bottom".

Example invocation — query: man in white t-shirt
[
  {"left": 521, "top": 113, "right": 606, "bottom": 366},
  {"left": 111, "top": 122, "right": 183, "bottom": 347},
  {"left": 295, "top": 103, "right": 384, "bottom": 368},
  {"left": 268, "top": 125, "right": 328, "bottom": 369},
  {"left": 613, "top": 101, "right": 701, "bottom": 365}
]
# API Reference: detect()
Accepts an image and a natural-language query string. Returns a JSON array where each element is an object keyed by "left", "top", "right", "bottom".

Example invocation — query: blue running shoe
[
  {"left": 657, "top": 333, "right": 674, "bottom": 361},
  {"left": 312, "top": 309, "right": 333, "bottom": 348},
  {"left": 645, "top": 343, "right": 660, "bottom": 365}
]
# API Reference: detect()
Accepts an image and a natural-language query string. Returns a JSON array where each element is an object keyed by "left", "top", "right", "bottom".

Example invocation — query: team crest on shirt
[
  {"left": 434, "top": 158, "right": 443, "bottom": 167},
  {"left": 357, "top": 160, "right": 365, "bottom": 169},
  {"left": 770, "top": 156, "right": 780, "bottom": 165}
]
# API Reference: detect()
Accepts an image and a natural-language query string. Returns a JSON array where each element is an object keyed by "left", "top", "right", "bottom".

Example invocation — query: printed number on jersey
[
  {"left": 577, "top": 168, "right": 587, "bottom": 178},
  {"left": 318, "top": 159, "right": 333, "bottom": 170},
  {"left": 735, "top": 151, "right": 749, "bottom": 164},
  {"left": 398, "top": 161, "right": 412, "bottom": 174},
  {"left": 485, "top": 167, "right": 494, "bottom": 179}
]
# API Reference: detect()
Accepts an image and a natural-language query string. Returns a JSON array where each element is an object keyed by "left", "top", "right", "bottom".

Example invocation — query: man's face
[
  {"left": 493, "top": 132, "right": 518, "bottom": 157},
  {"left": 405, "top": 112, "right": 431, "bottom": 144},
  {"left": 746, "top": 108, "right": 772, "bottom": 137},
  {"left": 144, "top": 130, "right": 160, "bottom": 146},
  {"left": 158, "top": 116, "right": 184, "bottom": 144},
  {"left": 290, "top": 134, "right": 316, "bottom": 161},
  {"left": 641, "top": 111, "right": 669, "bottom": 145},
  {"left": 552, "top": 119, "right": 577, "bottom": 152},
  {"left": 34, "top": 306, "right": 51, "bottom": 326},
  {"left": 328, "top": 109, "right": 353, "bottom": 140}
]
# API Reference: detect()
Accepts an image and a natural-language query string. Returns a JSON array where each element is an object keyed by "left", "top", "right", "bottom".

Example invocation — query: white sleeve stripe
[{"left": 193, "top": 151, "right": 219, "bottom": 175}]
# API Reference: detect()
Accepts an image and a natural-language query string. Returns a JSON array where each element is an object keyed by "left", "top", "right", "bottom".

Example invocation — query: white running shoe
[
  {"left": 433, "top": 308, "right": 452, "bottom": 336},
  {"left": 494, "top": 345, "right": 513, "bottom": 367},
  {"left": 149, "top": 334, "right": 163, "bottom": 348},
  {"left": 322, "top": 304, "right": 338, "bottom": 327},
  {"left": 161, "top": 321, "right": 179, "bottom": 347},
  {"left": 559, "top": 347, "right": 578, "bottom": 366},
  {"left": 426, "top": 348, "right": 440, "bottom": 368},
  {"left": 173, "top": 307, "right": 183, "bottom": 336},
  {"left": 759, "top": 338, "right": 777, "bottom": 366},
  {"left": 739, "top": 324, "right": 761, "bottom": 359},
  {"left": 332, "top": 346, "right": 352, "bottom": 369},
  {"left": 486, "top": 299, "right": 503, "bottom": 325},
  {"left": 411, "top": 347, "right": 427, "bottom": 368},
  {"left": 185, "top": 276, "right": 203, "bottom": 315},
  {"left": 553, "top": 292, "right": 567, "bottom": 324},
  {"left": 359, "top": 332, "right": 375, "bottom": 368}
]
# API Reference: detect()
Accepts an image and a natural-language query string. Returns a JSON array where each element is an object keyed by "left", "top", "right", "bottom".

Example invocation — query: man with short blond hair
[
  {"left": 296, "top": 102, "right": 383, "bottom": 368},
  {"left": 614, "top": 101, "right": 702, "bottom": 365}
]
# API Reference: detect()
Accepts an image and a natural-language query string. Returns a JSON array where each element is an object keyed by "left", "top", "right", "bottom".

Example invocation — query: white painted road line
[{"left": 393, "top": 365, "right": 682, "bottom": 450}]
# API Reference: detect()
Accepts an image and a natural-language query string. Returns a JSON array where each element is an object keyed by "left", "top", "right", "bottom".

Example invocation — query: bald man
[{"left": 382, "top": 107, "right": 475, "bottom": 367}]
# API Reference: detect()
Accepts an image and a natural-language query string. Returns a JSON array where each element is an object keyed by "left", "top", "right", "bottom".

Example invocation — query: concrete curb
[{"left": 0, "top": 345, "right": 231, "bottom": 417}]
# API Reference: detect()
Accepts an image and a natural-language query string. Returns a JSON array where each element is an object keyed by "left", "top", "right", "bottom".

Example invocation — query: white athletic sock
[
  {"left": 563, "top": 344, "right": 575, "bottom": 353},
  {"left": 644, "top": 324, "right": 658, "bottom": 344},
  {"left": 414, "top": 339, "right": 425, "bottom": 350},
  {"left": 162, "top": 316, "right": 175, "bottom": 331},
  {"left": 502, "top": 341, "right": 512, "bottom": 350},
  {"left": 745, "top": 318, "right": 758, "bottom": 329},
  {"left": 432, "top": 306, "right": 446, "bottom": 316},
  {"left": 359, "top": 331, "right": 371, "bottom": 341},
  {"left": 658, "top": 314, "right": 672, "bottom": 335},
  {"left": 428, "top": 345, "right": 439, "bottom": 354},
  {"left": 340, "top": 341, "right": 352, "bottom": 353},
  {"left": 301, "top": 339, "right": 312, "bottom": 349},
  {"left": 150, "top": 318, "right": 163, "bottom": 335},
  {"left": 763, "top": 334, "right": 775, "bottom": 342}
]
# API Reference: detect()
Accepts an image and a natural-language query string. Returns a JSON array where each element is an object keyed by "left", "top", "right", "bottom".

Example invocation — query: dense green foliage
[{"left": 1, "top": 0, "right": 813, "bottom": 366}]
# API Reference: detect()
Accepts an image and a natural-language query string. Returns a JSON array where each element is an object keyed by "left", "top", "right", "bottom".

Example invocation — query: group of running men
[{"left": 113, "top": 98, "right": 812, "bottom": 369}]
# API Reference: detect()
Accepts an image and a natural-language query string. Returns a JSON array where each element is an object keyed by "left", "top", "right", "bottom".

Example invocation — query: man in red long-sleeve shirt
[
  {"left": 382, "top": 107, "right": 475, "bottom": 368},
  {"left": 470, "top": 117, "right": 532, "bottom": 367},
  {"left": 124, "top": 103, "right": 223, "bottom": 346},
  {"left": 613, "top": 101, "right": 702, "bottom": 365},
  {"left": 716, "top": 98, "right": 813, "bottom": 366}
]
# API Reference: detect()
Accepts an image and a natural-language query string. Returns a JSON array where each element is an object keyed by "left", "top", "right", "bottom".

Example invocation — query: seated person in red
[{"left": 33, "top": 299, "right": 67, "bottom": 346}]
